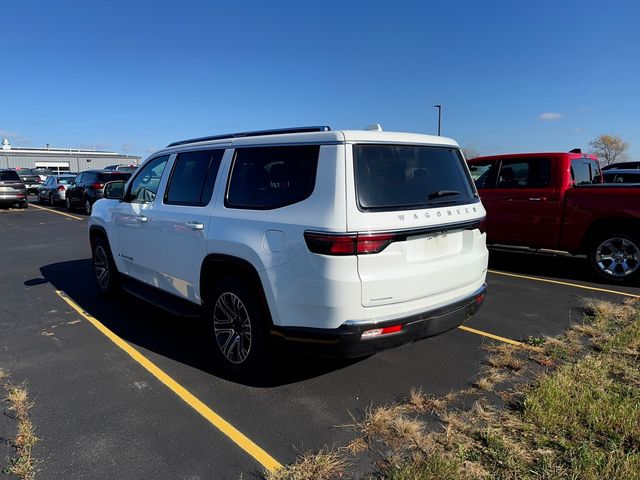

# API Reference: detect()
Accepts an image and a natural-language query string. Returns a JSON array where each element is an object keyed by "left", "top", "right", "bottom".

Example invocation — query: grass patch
[
  {"left": 1, "top": 370, "right": 38, "bottom": 480},
  {"left": 268, "top": 299, "right": 640, "bottom": 479}
]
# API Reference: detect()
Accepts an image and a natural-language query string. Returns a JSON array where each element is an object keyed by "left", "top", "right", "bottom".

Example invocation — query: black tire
[
  {"left": 588, "top": 230, "right": 640, "bottom": 284},
  {"left": 205, "top": 277, "right": 271, "bottom": 377},
  {"left": 84, "top": 198, "right": 92, "bottom": 215},
  {"left": 18, "top": 201, "right": 28, "bottom": 209},
  {"left": 92, "top": 235, "right": 120, "bottom": 295},
  {"left": 66, "top": 197, "right": 74, "bottom": 212},
  {"left": 49, "top": 194, "right": 55, "bottom": 207},
  {"left": 38, "top": 193, "right": 45, "bottom": 205}
]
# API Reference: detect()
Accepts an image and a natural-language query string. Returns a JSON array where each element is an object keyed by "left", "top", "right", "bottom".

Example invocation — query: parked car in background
[
  {"left": 104, "top": 164, "right": 138, "bottom": 173},
  {"left": 32, "top": 168, "right": 53, "bottom": 181},
  {"left": 15, "top": 168, "right": 43, "bottom": 194},
  {"left": 601, "top": 161, "right": 640, "bottom": 171},
  {"left": 468, "top": 151, "right": 640, "bottom": 283},
  {"left": 602, "top": 169, "right": 640, "bottom": 184},
  {"left": 0, "top": 169, "right": 28, "bottom": 208},
  {"left": 37, "top": 174, "right": 77, "bottom": 206},
  {"left": 66, "top": 170, "right": 132, "bottom": 215}
]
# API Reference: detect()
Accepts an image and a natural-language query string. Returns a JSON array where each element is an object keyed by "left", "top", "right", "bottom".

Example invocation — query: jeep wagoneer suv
[{"left": 88, "top": 126, "right": 488, "bottom": 374}]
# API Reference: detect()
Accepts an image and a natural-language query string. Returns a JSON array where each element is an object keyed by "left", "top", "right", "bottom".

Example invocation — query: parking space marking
[
  {"left": 458, "top": 325, "right": 523, "bottom": 346},
  {"left": 30, "top": 203, "right": 83, "bottom": 221},
  {"left": 488, "top": 270, "right": 640, "bottom": 299},
  {"left": 55, "top": 290, "right": 283, "bottom": 473}
]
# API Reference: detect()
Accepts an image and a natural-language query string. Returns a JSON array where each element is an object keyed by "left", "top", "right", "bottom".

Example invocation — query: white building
[{"left": 1, "top": 138, "right": 140, "bottom": 173}]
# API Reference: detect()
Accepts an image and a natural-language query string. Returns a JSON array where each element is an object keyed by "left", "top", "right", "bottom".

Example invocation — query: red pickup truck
[{"left": 468, "top": 151, "right": 640, "bottom": 283}]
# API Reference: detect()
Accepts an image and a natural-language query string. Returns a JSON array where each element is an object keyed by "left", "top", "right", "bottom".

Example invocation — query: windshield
[
  {"left": 57, "top": 177, "right": 75, "bottom": 185},
  {"left": 16, "top": 168, "right": 35, "bottom": 176},
  {"left": 353, "top": 144, "right": 477, "bottom": 211},
  {"left": 0, "top": 171, "right": 21, "bottom": 181}
]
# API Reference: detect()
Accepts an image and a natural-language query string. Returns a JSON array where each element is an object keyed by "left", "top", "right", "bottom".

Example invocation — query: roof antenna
[{"left": 364, "top": 124, "right": 383, "bottom": 131}]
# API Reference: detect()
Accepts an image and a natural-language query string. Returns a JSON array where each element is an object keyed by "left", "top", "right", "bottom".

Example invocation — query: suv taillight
[
  {"left": 304, "top": 232, "right": 396, "bottom": 255},
  {"left": 91, "top": 182, "right": 104, "bottom": 190},
  {"left": 57, "top": 185, "right": 65, "bottom": 191}
]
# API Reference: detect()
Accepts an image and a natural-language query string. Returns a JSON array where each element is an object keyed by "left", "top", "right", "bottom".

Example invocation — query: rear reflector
[
  {"left": 476, "top": 293, "right": 486, "bottom": 305},
  {"left": 304, "top": 232, "right": 396, "bottom": 255},
  {"left": 361, "top": 324, "right": 403, "bottom": 338}
]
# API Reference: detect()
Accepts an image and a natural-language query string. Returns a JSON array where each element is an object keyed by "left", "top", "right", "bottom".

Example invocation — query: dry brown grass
[
  {"left": 266, "top": 448, "right": 348, "bottom": 480},
  {"left": 2, "top": 372, "right": 38, "bottom": 480}
]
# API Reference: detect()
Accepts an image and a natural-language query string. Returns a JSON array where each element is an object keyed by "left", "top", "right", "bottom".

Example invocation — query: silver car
[{"left": 37, "top": 174, "right": 77, "bottom": 206}]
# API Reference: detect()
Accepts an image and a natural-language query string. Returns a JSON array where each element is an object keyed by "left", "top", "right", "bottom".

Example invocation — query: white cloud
[
  {"left": 537, "top": 112, "right": 563, "bottom": 121},
  {"left": 573, "top": 128, "right": 583, "bottom": 133},
  {"left": 0, "top": 129, "right": 19, "bottom": 138}
]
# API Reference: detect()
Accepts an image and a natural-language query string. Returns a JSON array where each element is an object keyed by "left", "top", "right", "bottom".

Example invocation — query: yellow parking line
[
  {"left": 458, "top": 325, "right": 523, "bottom": 346},
  {"left": 55, "top": 290, "right": 282, "bottom": 473},
  {"left": 488, "top": 269, "right": 640, "bottom": 299},
  {"left": 30, "top": 203, "right": 83, "bottom": 221}
]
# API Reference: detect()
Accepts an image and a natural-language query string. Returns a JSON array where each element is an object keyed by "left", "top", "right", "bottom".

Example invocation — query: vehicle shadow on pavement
[
  {"left": 39, "top": 259, "right": 364, "bottom": 388},
  {"left": 488, "top": 248, "right": 640, "bottom": 287}
]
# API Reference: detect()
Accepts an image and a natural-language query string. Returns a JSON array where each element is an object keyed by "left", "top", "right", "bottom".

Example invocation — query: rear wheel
[
  {"left": 588, "top": 230, "right": 640, "bottom": 283},
  {"left": 205, "top": 278, "right": 271, "bottom": 377},
  {"left": 84, "top": 198, "right": 92, "bottom": 215},
  {"left": 66, "top": 197, "right": 74, "bottom": 212},
  {"left": 18, "top": 201, "right": 28, "bottom": 209},
  {"left": 92, "top": 236, "right": 119, "bottom": 295},
  {"left": 38, "top": 193, "right": 45, "bottom": 204},
  {"left": 49, "top": 194, "right": 55, "bottom": 207}
]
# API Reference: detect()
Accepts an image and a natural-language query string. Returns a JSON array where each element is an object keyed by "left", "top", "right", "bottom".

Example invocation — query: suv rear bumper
[{"left": 270, "top": 284, "right": 487, "bottom": 358}]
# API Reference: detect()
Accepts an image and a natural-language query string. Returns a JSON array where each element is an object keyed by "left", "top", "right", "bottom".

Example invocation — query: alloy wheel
[
  {"left": 595, "top": 237, "right": 640, "bottom": 278},
  {"left": 93, "top": 245, "right": 110, "bottom": 290},
  {"left": 213, "top": 292, "right": 252, "bottom": 364}
]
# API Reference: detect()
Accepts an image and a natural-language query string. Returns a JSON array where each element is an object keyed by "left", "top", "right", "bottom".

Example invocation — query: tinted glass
[
  {"left": 128, "top": 155, "right": 169, "bottom": 203},
  {"left": 0, "top": 171, "right": 20, "bottom": 181},
  {"left": 57, "top": 177, "right": 74, "bottom": 185},
  {"left": 571, "top": 159, "right": 600, "bottom": 185},
  {"left": 227, "top": 146, "right": 319, "bottom": 209},
  {"left": 97, "top": 172, "right": 131, "bottom": 183},
  {"left": 496, "top": 158, "right": 550, "bottom": 188},
  {"left": 354, "top": 145, "right": 475, "bottom": 211},
  {"left": 165, "top": 149, "right": 224, "bottom": 206},
  {"left": 469, "top": 162, "right": 499, "bottom": 188}
]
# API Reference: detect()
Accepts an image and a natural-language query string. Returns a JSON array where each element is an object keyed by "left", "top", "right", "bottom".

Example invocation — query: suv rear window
[
  {"left": 353, "top": 145, "right": 476, "bottom": 211},
  {"left": 0, "top": 171, "right": 20, "bottom": 181},
  {"left": 98, "top": 172, "right": 131, "bottom": 183},
  {"left": 226, "top": 145, "right": 319, "bottom": 209}
]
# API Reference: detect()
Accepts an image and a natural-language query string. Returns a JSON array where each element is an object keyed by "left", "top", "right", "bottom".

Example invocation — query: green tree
[{"left": 588, "top": 134, "right": 629, "bottom": 166}]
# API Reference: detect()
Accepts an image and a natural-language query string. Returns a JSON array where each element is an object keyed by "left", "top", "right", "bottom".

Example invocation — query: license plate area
[{"left": 405, "top": 232, "right": 462, "bottom": 262}]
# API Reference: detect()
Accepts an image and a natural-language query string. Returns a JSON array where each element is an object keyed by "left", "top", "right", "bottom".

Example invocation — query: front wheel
[
  {"left": 92, "top": 236, "right": 120, "bottom": 295},
  {"left": 588, "top": 231, "right": 640, "bottom": 283},
  {"left": 205, "top": 278, "right": 271, "bottom": 377},
  {"left": 84, "top": 198, "right": 92, "bottom": 215}
]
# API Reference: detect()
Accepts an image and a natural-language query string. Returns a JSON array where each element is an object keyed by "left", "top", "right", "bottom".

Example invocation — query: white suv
[{"left": 89, "top": 126, "right": 488, "bottom": 375}]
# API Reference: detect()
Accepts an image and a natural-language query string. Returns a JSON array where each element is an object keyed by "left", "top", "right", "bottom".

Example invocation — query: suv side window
[
  {"left": 74, "top": 173, "right": 84, "bottom": 184},
  {"left": 496, "top": 158, "right": 550, "bottom": 188},
  {"left": 226, "top": 145, "right": 319, "bottom": 209},
  {"left": 164, "top": 149, "right": 224, "bottom": 206},
  {"left": 127, "top": 155, "right": 170, "bottom": 204}
]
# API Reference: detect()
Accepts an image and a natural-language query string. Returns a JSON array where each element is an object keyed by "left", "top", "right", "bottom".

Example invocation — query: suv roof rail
[{"left": 166, "top": 126, "right": 332, "bottom": 148}]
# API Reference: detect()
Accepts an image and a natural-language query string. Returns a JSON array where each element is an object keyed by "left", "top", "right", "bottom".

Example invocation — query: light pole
[{"left": 433, "top": 104, "right": 442, "bottom": 136}]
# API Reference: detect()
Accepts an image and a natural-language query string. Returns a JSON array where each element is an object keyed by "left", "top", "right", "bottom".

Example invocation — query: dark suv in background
[
  {"left": 0, "top": 169, "right": 28, "bottom": 208},
  {"left": 66, "top": 170, "right": 132, "bottom": 215}
]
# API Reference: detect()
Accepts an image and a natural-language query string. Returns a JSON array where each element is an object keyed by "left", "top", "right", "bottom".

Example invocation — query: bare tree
[
  {"left": 461, "top": 147, "right": 481, "bottom": 160},
  {"left": 588, "top": 134, "right": 629, "bottom": 166}
]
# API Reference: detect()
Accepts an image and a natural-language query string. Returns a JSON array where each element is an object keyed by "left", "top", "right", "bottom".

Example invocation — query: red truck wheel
[{"left": 589, "top": 231, "right": 640, "bottom": 283}]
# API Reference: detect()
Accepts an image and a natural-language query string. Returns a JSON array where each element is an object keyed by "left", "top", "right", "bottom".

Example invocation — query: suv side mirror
[{"left": 104, "top": 180, "right": 125, "bottom": 200}]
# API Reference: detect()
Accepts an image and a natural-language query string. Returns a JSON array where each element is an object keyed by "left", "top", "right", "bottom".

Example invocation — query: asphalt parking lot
[{"left": 1, "top": 200, "right": 638, "bottom": 479}]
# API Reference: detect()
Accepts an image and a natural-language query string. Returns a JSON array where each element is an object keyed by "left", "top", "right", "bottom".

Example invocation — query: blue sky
[{"left": 1, "top": 0, "right": 639, "bottom": 159}]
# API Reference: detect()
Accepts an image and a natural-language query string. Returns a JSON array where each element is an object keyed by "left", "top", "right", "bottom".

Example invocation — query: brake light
[
  {"left": 304, "top": 232, "right": 396, "bottom": 255},
  {"left": 57, "top": 185, "right": 65, "bottom": 191},
  {"left": 362, "top": 324, "right": 403, "bottom": 338},
  {"left": 91, "top": 183, "right": 104, "bottom": 190}
]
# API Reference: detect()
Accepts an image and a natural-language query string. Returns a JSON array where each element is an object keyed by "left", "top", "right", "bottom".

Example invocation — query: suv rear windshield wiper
[{"left": 427, "top": 190, "right": 461, "bottom": 200}]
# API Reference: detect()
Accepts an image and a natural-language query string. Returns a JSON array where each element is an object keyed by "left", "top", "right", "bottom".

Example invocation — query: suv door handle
[
  {"left": 135, "top": 215, "right": 148, "bottom": 222},
  {"left": 528, "top": 197, "right": 547, "bottom": 201},
  {"left": 185, "top": 221, "right": 204, "bottom": 230}
]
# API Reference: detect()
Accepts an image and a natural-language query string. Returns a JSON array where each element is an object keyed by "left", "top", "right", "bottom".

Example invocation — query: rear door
[
  {"left": 146, "top": 148, "right": 225, "bottom": 303},
  {"left": 479, "top": 157, "right": 560, "bottom": 247},
  {"left": 346, "top": 143, "right": 487, "bottom": 308}
]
